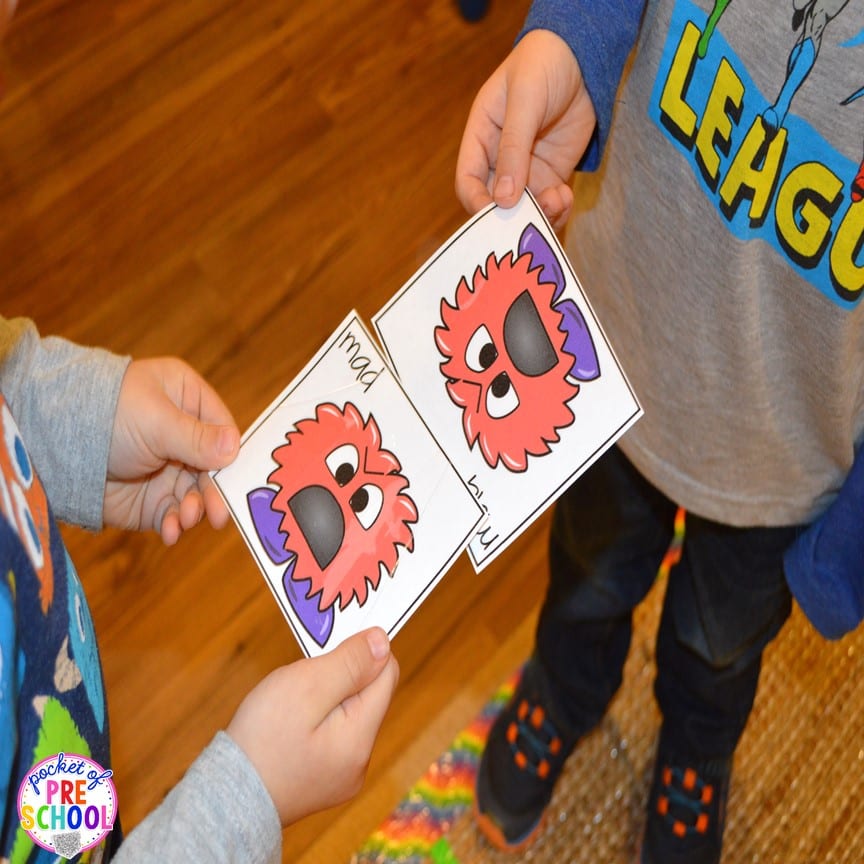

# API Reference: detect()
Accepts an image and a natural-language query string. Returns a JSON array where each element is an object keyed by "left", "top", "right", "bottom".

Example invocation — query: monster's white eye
[
  {"left": 325, "top": 444, "right": 359, "bottom": 486},
  {"left": 350, "top": 484, "right": 383, "bottom": 530},
  {"left": 465, "top": 325, "right": 498, "bottom": 373},
  {"left": 486, "top": 371, "right": 520, "bottom": 419}
]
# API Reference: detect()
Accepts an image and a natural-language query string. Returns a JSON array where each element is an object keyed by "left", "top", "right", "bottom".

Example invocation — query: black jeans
[{"left": 535, "top": 446, "right": 798, "bottom": 761}]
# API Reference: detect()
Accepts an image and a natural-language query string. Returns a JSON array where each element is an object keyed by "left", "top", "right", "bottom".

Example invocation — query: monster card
[
  {"left": 213, "top": 313, "right": 484, "bottom": 657},
  {"left": 374, "top": 191, "right": 643, "bottom": 570}
]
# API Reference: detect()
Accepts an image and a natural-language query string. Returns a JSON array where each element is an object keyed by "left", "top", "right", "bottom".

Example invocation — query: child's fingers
[
  {"left": 153, "top": 401, "right": 239, "bottom": 474},
  {"left": 493, "top": 75, "right": 544, "bottom": 208},
  {"left": 455, "top": 105, "right": 499, "bottom": 214},
  {"left": 339, "top": 653, "right": 400, "bottom": 744},
  {"left": 202, "top": 474, "right": 231, "bottom": 529}
]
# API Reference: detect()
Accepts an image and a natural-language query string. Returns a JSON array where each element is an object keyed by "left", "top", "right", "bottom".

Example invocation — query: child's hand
[
  {"left": 103, "top": 357, "right": 240, "bottom": 544},
  {"left": 455, "top": 29, "right": 597, "bottom": 230},
  {"left": 227, "top": 627, "right": 400, "bottom": 827}
]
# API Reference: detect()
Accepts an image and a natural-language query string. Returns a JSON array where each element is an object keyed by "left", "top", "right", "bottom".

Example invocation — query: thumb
[
  {"left": 312, "top": 628, "right": 393, "bottom": 714},
  {"left": 154, "top": 399, "right": 240, "bottom": 472}
]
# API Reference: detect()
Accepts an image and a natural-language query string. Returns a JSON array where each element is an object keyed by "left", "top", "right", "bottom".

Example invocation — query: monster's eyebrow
[
  {"left": 446, "top": 378, "right": 483, "bottom": 414},
  {"left": 361, "top": 445, "right": 404, "bottom": 477}
]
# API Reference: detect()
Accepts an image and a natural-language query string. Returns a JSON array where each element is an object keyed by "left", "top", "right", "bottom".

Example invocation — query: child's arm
[
  {"left": 455, "top": 0, "right": 645, "bottom": 228},
  {"left": 784, "top": 449, "right": 864, "bottom": 639},
  {"left": 114, "top": 628, "right": 399, "bottom": 863},
  {"left": 0, "top": 316, "right": 240, "bottom": 544}
]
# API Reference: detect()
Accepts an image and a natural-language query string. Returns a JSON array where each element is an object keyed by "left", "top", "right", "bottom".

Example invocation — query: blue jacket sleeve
[
  {"left": 784, "top": 449, "right": 864, "bottom": 640},
  {"left": 520, "top": 0, "right": 646, "bottom": 169}
]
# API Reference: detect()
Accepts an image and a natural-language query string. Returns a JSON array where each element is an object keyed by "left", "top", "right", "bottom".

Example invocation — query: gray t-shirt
[{"left": 566, "top": 0, "right": 864, "bottom": 526}]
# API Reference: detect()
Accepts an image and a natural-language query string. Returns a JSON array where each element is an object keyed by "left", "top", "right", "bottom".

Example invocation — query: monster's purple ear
[
  {"left": 283, "top": 568, "right": 334, "bottom": 649},
  {"left": 519, "top": 223, "right": 566, "bottom": 302},
  {"left": 555, "top": 299, "right": 601, "bottom": 381},
  {"left": 248, "top": 487, "right": 292, "bottom": 565}
]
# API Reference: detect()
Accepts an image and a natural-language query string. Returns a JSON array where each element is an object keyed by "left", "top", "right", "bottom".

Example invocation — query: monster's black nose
[
  {"left": 288, "top": 485, "right": 345, "bottom": 571},
  {"left": 503, "top": 290, "right": 557, "bottom": 377}
]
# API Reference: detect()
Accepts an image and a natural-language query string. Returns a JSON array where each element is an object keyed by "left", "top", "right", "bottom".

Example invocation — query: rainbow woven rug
[{"left": 352, "top": 674, "right": 516, "bottom": 864}]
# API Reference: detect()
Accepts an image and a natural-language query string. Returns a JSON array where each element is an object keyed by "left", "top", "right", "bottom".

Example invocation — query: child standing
[{"left": 455, "top": 1, "right": 864, "bottom": 862}]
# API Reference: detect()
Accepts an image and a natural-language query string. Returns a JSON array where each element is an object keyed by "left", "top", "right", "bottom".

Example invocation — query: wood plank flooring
[{"left": 0, "top": 2, "right": 544, "bottom": 860}]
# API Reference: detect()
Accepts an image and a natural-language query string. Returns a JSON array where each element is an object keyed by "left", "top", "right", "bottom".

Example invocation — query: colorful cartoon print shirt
[
  {"left": 526, "top": 0, "right": 864, "bottom": 527},
  {"left": 0, "top": 392, "right": 115, "bottom": 863}
]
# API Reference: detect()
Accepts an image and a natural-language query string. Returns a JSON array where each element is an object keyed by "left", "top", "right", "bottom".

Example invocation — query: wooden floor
[{"left": 0, "top": 1, "right": 546, "bottom": 860}]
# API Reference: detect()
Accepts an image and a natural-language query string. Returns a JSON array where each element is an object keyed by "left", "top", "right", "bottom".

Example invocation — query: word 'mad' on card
[
  {"left": 213, "top": 312, "right": 484, "bottom": 658},
  {"left": 374, "top": 191, "right": 643, "bottom": 571}
]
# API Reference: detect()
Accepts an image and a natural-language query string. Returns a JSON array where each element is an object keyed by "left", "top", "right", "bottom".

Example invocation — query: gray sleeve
[
  {"left": 113, "top": 732, "right": 282, "bottom": 864},
  {"left": 0, "top": 316, "right": 130, "bottom": 529}
]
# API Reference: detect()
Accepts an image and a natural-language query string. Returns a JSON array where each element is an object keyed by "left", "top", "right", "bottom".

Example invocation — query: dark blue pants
[{"left": 535, "top": 446, "right": 798, "bottom": 761}]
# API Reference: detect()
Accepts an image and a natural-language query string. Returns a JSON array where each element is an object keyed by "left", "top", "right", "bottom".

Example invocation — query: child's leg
[
  {"left": 473, "top": 446, "right": 679, "bottom": 850},
  {"left": 641, "top": 514, "right": 797, "bottom": 864},
  {"left": 654, "top": 514, "right": 796, "bottom": 759},
  {"left": 536, "top": 445, "right": 680, "bottom": 731}
]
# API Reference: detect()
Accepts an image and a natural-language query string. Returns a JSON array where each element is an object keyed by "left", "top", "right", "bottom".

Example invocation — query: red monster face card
[
  {"left": 213, "top": 314, "right": 483, "bottom": 656},
  {"left": 375, "top": 191, "right": 642, "bottom": 571}
]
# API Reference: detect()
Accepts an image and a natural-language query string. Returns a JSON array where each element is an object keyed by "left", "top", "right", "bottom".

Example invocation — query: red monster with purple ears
[
  {"left": 246, "top": 402, "right": 418, "bottom": 649},
  {"left": 435, "top": 223, "right": 601, "bottom": 472}
]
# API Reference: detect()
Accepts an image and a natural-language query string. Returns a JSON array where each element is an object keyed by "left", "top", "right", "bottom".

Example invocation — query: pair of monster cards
[{"left": 213, "top": 193, "right": 642, "bottom": 657}]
